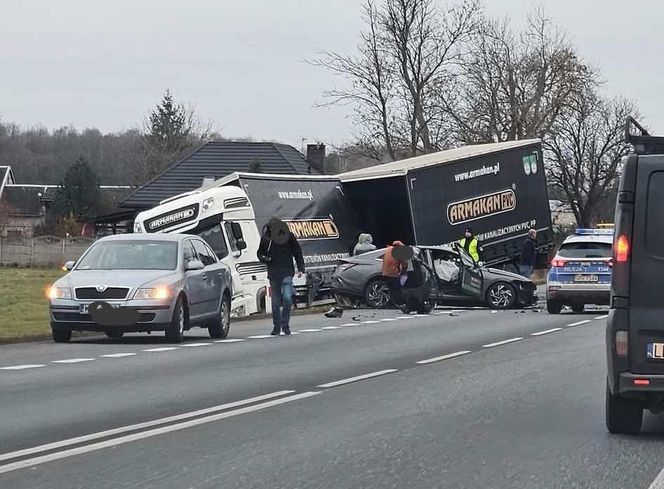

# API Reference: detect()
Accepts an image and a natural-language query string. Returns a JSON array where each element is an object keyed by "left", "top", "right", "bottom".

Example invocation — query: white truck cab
[{"left": 134, "top": 185, "right": 268, "bottom": 317}]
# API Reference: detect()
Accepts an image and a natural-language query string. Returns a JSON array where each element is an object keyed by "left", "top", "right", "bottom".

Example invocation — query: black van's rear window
[{"left": 646, "top": 172, "right": 664, "bottom": 257}]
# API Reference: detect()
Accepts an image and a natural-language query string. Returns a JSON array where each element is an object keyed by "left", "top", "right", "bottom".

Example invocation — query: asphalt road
[{"left": 2, "top": 304, "right": 664, "bottom": 489}]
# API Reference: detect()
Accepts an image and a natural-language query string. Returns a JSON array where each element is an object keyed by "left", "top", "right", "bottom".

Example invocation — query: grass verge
[{"left": 0, "top": 267, "right": 64, "bottom": 341}]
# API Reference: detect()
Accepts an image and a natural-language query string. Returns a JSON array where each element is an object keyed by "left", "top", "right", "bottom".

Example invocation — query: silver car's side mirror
[
  {"left": 185, "top": 259, "right": 205, "bottom": 271},
  {"left": 64, "top": 261, "right": 76, "bottom": 271}
]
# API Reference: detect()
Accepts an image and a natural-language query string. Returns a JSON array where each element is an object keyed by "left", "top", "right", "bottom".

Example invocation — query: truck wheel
[
  {"left": 165, "top": 297, "right": 186, "bottom": 343},
  {"left": 606, "top": 381, "right": 643, "bottom": 434},
  {"left": 365, "top": 279, "right": 391, "bottom": 309},
  {"left": 51, "top": 324, "right": 72, "bottom": 343},
  {"left": 547, "top": 300, "right": 563, "bottom": 314},
  {"left": 208, "top": 295, "right": 231, "bottom": 339},
  {"left": 572, "top": 303, "right": 585, "bottom": 313},
  {"left": 486, "top": 282, "right": 516, "bottom": 309}
]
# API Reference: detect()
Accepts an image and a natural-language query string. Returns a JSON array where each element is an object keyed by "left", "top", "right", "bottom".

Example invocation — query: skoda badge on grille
[{"left": 96, "top": 285, "right": 107, "bottom": 293}]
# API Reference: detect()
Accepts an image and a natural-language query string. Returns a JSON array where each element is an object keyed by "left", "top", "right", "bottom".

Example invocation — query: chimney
[{"left": 306, "top": 143, "right": 326, "bottom": 174}]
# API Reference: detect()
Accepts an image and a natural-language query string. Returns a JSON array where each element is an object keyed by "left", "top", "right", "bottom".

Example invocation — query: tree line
[{"left": 314, "top": 0, "right": 640, "bottom": 227}]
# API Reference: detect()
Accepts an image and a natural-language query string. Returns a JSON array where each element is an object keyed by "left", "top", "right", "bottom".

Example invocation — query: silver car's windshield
[{"left": 76, "top": 241, "right": 178, "bottom": 270}]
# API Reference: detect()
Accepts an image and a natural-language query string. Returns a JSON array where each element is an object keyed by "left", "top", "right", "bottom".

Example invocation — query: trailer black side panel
[
  {"left": 343, "top": 177, "right": 415, "bottom": 248},
  {"left": 408, "top": 143, "right": 552, "bottom": 265},
  {"left": 236, "top": 175, "right": 362, "bottom": 273}
]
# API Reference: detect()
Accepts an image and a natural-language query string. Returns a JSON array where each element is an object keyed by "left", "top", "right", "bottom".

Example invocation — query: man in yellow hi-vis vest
[{"left": 458, "top": 227, "right": 480, "bottom": 262}]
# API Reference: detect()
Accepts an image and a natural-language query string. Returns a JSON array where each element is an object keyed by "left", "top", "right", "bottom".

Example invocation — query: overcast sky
[{"left": 1, "top": 0, "right": 663, "bottom": 151}]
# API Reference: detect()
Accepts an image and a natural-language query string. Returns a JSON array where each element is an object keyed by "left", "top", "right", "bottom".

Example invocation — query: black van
[{"left": 606, "top": 118, "right": 664, "bottom": 434}]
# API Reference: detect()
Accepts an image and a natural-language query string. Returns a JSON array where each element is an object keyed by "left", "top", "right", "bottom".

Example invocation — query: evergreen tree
[{"left": 52, "top": 155, "right": 101, "bottom": 222}]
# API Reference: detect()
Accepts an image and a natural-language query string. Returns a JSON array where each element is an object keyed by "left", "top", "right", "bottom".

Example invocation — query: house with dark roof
[
  {"left": 0, "top": 165, "right": 132, "bottom": 237},
  {"left": 120, "top": 141, "right": 319, "bottom": 211}
]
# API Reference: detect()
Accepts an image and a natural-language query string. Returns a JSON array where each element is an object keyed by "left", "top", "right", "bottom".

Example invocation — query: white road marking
[
  {"left": 322, "top": 326, "right": 341, "bottom": 330},
  {"left": 143, "top": 347, "right": 178, "bottom": 352},
  {"left": 0, "top": 391, "right": 294, "bottom": 464},
  {"left": 52, "top": 358, "right": 95, "bottom": 364},
  {"left": 214, "top": 339, "right": 244, "bottom": 343},
  {"left": 567, "top": 320, "right": 592, "bottom": 327},
  {"left": 317, "top": 369, "right": 398, "bottom": 388},
  {"left": 417, "top": 351, "right": 472, "bottom": 365},
  {"left": 299, "top": 329, "right": 322, "bottom": 333},
  {"left": 594, "top": 315, "right": 608, "bottom": 320},
  {"left": 101, "top": 353, "right": 137, "bottom": 358},
  {"left": 482, "top": 337, "right": 523, "bottom": 348},
  {"left": 396, "top": 316, "right": 415, "bottom": 319},
  {"left": 0, "top": 391, "right": 317, "bottom": 475},
  {"left": 0, "top": 364, "right": 45, "bottom": 371},
  {"left": 181, "top": 343, "right": 212, "bottom": 347},
  {"left": 414, "top": 314, "right": 428, "bottom": 317},
  {"left": 380, "top": 318, "right": 397, "bottom": 322},
  {"left": 288, "top": 332, "right": 300, "bottom": 335},
  {"left": 340, "top": 323, "right": 360, "bottom": 327},
  {"left": 247, "top": 335, "right": 276, "bottom": 339},
  {"left": 647, "top": 468, "right": 664, "bottom": 489},
  {"left": 435, "top": 310, "right": 464, "bottom": 315},
  {"left": 531, "top": 328, "right": 562, "bottom": 336},
  {"left": 362, "top": 320, "right": 380, "bottom": 324}
]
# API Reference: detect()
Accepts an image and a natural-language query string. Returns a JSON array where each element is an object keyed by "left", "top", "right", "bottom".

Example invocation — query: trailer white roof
[{"left": 338, "top": 140, "right": 540, "bottom": 182}]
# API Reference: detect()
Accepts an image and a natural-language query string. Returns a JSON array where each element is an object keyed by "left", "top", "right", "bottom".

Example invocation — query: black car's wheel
[
  {"left": 364, "top": 279, "right": 391, "bottom": 309},
  {"left": 105, "top": 330, "right": 124, "bottom": 339},
  {"left": 417, "top": 298, "right": 435, "bottom": 314},
  {"left": 209, "top": 294, "right": 231, "bottom": 339},
  {"left": 486, "top": 282, "right": 516, "bottom": 309},
  {"left": 572, "top": 303, "right": 585, "bottom": 313},
  {"left": 165, "top": 297, "right": 186, "bottom": 343},
  {"left": 606, "top": 381, "right": 643, "bottom": 434},
  {"left": 547, "top": 300, "right": 563, "bottom": 314},
  {"left": 51, "top": 324, "right": 72, "bottom": 343}
]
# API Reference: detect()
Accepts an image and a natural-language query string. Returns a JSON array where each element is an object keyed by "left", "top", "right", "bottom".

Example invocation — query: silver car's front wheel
[
  {"left": 365, "top": 279, "right": 391, "bottom": 309},
  {"left": 208, "top": 295, "right": 231, "bottom": 339},
  {"left": 486, "top": 282, "right": 516, "bottom": 310}
]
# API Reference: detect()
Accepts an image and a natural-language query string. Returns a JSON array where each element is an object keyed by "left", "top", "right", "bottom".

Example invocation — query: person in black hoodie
[
  {"left": 257, "top": 217, "right": 305, "bottom": 335},
  {"left": 519, "top": 228, "right": 538, "bottom": 278}
]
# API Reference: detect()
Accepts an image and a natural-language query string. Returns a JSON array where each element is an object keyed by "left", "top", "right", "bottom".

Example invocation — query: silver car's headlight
[
  {"left": 134, "top": 287, "right": 171, "bottom": 300},
  {"left": 47, "top": 286, "right": 72, "bottom": 300}
]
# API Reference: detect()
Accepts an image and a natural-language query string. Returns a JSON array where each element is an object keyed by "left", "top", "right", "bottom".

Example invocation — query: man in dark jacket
[
  {"left": 257, "top": 217, "right": 305, "bottom": 336},
  {"left": 519, "top": 229, "right": 538, "bottom": 278}
]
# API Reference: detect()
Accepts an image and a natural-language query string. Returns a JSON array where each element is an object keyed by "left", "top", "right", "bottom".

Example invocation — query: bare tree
[
  {"left": 313, "top": 0, "right": 481, "bottom": 161},
  {"left": 544, "top": 93, "right": 636, "bottom": 227},
  {"left": 445, "top": 8, "right": 597, "bottom": 143}
]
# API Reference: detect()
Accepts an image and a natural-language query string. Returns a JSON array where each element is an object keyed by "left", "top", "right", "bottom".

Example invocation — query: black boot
[
  {"left": 282, "top": 326, "right": 291, "bottom": 335},
  {"left": 270, "top": 328, "right": 281, "bottom": 336}
]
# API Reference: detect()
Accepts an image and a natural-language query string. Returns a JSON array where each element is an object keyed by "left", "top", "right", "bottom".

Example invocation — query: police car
[{"left": 546, "top": 228, "right": 613, "bottom": 314}]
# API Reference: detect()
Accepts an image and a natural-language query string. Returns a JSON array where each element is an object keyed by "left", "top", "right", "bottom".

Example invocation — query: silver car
[{"left": 48, "top": 234, "right": 232, "bottom": 343}]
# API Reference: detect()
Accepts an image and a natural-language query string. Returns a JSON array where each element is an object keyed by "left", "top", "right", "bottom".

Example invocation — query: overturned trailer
[{"left": 338, "top": 140, "right": 553, "bottom": 270}]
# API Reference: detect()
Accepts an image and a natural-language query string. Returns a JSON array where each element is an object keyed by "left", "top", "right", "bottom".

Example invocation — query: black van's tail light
[
  {"left": 616, "top": 234, "right": 630, "bottom": 263},
  {"left": 616, "top": 330, "right": 629, "bottom": 357}
]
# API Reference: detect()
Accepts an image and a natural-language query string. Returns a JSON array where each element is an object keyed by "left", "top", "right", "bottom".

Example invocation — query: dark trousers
[
  {"left": 270, "top": 276, "right": 294, "bottom": 330},
  {"left": 384, "top": 276, "right": 403, "bottom": 306}
]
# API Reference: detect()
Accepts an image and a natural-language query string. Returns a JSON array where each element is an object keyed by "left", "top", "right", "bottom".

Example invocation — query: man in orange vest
[{"left": 382, "top": 241, "right": 409, "bottom": 307}]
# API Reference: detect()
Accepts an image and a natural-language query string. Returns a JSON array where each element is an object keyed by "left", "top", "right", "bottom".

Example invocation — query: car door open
[{"left": 455, "top": 244, "right": 483, "bottom": 299}]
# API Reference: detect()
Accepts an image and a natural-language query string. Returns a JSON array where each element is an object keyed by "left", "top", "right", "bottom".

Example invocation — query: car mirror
[
  {"left": 63, "top": 261, "right": 76, "bottom": 271},
  {"left": 230, "top": 222, "right": 244, "bottom": 240},
  {"left": 236, "top": 238, "right": 247, "bottom": 251},
  {"left": 185, "top": 259, "right": 205, "bottom": 271}
]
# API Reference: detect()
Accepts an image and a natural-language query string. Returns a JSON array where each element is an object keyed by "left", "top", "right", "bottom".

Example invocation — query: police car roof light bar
[{"left": 575, "top": 228, "right": 614, "bottom": 236}]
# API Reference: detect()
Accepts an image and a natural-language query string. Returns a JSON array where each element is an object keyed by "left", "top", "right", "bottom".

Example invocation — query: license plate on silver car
[
  {"left": 647, "top": 343, "right": 664, "bottom": 359},
  {"left": 80, "top": 303, "right": 120, "bottom": 314}
]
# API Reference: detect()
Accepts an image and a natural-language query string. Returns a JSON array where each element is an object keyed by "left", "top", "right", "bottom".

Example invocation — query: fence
[{"left": 0, "top": 236, "right": 95, "bottom": 267}]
